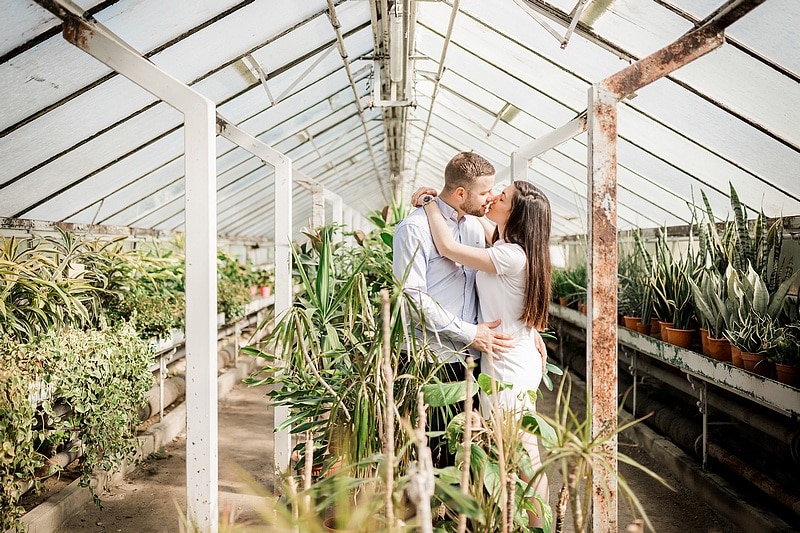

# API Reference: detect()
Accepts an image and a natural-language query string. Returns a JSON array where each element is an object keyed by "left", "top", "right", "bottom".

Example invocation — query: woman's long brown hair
[{"left": 492, "top": 181, "right": 552, "bottom": 330}]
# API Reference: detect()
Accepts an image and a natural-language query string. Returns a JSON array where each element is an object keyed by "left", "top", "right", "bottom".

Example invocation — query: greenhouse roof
[{"left": 1, "top": 0, "right": 798, "bottom": 241}]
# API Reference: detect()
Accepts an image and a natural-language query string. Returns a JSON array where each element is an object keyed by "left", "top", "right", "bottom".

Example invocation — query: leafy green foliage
[
  {"left": 0, "top": 336, "right": 45, "bottom": 531},
  {"left": 217, "top": 250, "right": 251, "bottom": 323},
  {"left": 0, "top": 323, "right": 152, "bottom": 529},
  {"left": 247, "top": 223, "right": 439, "bottom": 478},
  {"left": 41, "top": 323, "right": 153, "bottom": 490}
]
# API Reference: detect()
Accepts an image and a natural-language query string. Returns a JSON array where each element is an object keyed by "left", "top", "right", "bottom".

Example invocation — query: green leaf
[
  {"left": 521, "top": 412, "right": 557, "bottom": 447},
  {"left": 422, "top": 380, "right": 469, "bottom": 407},
  {"left": 434, "top": 476, "right": 483, "bottom": 520}
]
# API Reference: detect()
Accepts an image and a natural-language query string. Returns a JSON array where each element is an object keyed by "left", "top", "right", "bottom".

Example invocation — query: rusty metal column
[{"left": 587, "top": 83, "right": 619, "bottom": 533}]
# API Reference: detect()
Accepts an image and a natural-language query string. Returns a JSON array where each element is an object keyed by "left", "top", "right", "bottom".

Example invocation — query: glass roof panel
[
  {"left": 1, "top": 1, "right": 60, "bottom": 56},
  {"left": 0, "top": 75, "right": 161, "bottom": 186},
  {"left": 660, "top": 0, "right": 722, "bottom": 19},
  {"left": 93, "top": 0, "right": 247, "bottom": 53},
  {"left": 726, "top": 0, "right": 800, "bottom": 77},
  {"left": 588, "top": 0, "right": 692, "bottom": 56},
  {"left": 24, "top": 128, "right": 185, "bottom": 222},
  {"left": 673, "top": 46, "right": 800, "bottom": 149},
  {"left": 1, "top": 99, "right": 181, "bottom": 217},
  {"left": 0, "top": 38, "right": 112, "bottom": 131}
]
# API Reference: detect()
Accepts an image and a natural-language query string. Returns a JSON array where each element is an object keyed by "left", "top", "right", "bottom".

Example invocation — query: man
[{"left": 392, "top": 151, "right": 513, "bottom": 466}]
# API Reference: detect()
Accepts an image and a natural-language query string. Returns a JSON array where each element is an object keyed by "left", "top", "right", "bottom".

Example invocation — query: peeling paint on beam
[
  {"left": 602, "top": 26, "right": 724, "bottom": 99},
  {"left": 587, "top": 83, "right": 619, "bottom": 533}
]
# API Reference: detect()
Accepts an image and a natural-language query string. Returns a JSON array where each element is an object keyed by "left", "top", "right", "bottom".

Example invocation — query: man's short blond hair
[{"left": 443, "top": 152, "right": 495, "bottom": 192}]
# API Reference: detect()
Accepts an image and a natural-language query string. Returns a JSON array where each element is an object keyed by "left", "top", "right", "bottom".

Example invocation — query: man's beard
[{"left": 462, "top": 195, "right": 487, "bottom": 217}]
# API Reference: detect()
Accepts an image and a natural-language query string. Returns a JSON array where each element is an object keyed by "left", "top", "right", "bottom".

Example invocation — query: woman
[{"left": 415, "top": 180, "right": 551, "bottom": 527}]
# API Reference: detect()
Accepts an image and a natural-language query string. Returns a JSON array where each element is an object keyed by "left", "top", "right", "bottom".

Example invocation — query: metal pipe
[
  {"left": 138, "top": 376, "right": 187, "bottom": 422},
  {"left": 326, "top": 0, "right": 390, "bottom": 203},
  {"left": 558, "top": 341, "right": 800, "bottom": 521},
  {"left": 626, "top": 379, "right": 800, "bottom": 519},
  {"left": 618, "top": 347, "right": 800, "bottom": 454},
  {"left": 412, "top": 0, "right": 460, "bottom": 181}
]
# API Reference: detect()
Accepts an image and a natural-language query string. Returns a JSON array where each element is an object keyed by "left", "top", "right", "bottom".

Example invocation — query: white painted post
[
  {"left": 330, "top": 194, "right": 343, "bottom": 244},
  {"left": 311, "top": 184, "right": 325, "bottom": 229},
  {"left": 50, "top": 13, "right": 221, "bottom": 530},
  {"left": 273, "top": 159, "right": 293, "bottom": 475},
  {"left": 183, "top": 104, "right": 219, "bottom": 533},
  {"left": 213, "top": 118, "right": 294, "bottom": 477},
  {"left": 510, "top": 151, "right": 527, "bottom": 183}
]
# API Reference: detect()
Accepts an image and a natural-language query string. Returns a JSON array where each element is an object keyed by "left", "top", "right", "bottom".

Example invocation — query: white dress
[{"left": 476, "top": 240, "right": 543, "bottom": 416}]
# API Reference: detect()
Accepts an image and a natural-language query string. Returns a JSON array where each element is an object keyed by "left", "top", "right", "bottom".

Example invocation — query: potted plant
[
  {"left": 564, "top": 263, "right": 587, "bottom": 313},
  {"left": 691, "top": 268, "right": 735, "bottom": 361},
  {"left": 651, "top": 233, "right": 696, "bottom": 349},
  {"left": 767, "top": 325, "right": 799, "bottom": 387},
  {"left": 255, "top": 268, "right": 274, "bottom": 298},
  {"left": 724, "top": 313, "right": 779, "bottom": 377},
  {"left": 552, "top": 268, "right": 571, "bottom": 307}
]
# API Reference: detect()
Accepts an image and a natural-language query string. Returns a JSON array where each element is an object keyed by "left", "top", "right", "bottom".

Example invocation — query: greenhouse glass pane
[
  {"left": 25, "top": 129, "right": 185, "bottom": 222},
  {"left": 587, "top": 0, "right": 692, "bottom": 56},
  {"left": 417, "top": 30, "right": 578, "bottom": 118},
  {"left": 623, "top": 76, "right": 800, "bottom": 207},
  {"left": 69, "top": 159, "right": 183, "bottom": 225},
  {"left": 660, "top": 0, "right": 721, "bottom": 19},
  {"left": 0, "top": 76, "right": 161, "bottom": 186},
  {"left": 1, "top": 2, "right": 60, "bottom": 56},
  {"left": 0, "top": 39, "right": 111, "bottom": 131},
  {"left": 143, "top": 3, "right": 327, "bottom": 84},
  {"left": 459, "top": 0, "right": 627, "bottom": 82},
  {"left": 616, "top": 101, "right": 800, "bottom": 218},
  {"left": 673, "top": 46, "right": 800, "bottom": 149},
  {"left": 93, "top": 0, "right": 245, "bottom": 54},
  {"left": 725, "top": 0, "right": 800, "bottom": 77},
  {"left": 1, "top": 101, "right": 181, "bottom": 217}
]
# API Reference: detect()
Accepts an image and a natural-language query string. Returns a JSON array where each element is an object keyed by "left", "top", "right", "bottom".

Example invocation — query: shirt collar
[{"left": 436, "top": 197, "right": 461, "bottom": 223}]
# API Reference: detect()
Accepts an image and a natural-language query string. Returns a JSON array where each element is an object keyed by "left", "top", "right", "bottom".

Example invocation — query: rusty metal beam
[
  {"left": 587, "top": 84, "right": 619, "bottom": 533},
  {"left": 583, "top": 2, "right": 766, "bottom": 530},
  {"left": 601, "top": 0, "right": 764, "bottom": 99}
]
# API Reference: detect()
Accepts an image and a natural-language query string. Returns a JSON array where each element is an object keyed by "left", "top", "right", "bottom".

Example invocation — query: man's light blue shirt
[{"left": 392, "top": 198, "right": 484, "bottom": 363}]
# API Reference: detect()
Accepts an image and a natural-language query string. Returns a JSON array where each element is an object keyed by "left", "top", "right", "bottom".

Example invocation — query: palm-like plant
[
  {"left": 0, "top": 235, "right": 97, "bottom": 342},
  {"left": 533, "top": 377, "right": 670, "bottom": 533},
  {"left": 246, "top": 224, "right": 438, "bottom": 478}
]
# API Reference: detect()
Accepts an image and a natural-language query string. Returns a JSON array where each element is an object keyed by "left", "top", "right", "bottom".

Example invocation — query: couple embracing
[{"left": 392, "top": 151, "right": 552, "bottom": 527}]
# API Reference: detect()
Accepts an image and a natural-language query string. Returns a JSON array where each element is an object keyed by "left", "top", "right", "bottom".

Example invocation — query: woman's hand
[{"left": 411, "top": 186, "right": 437, "bottom": 207}]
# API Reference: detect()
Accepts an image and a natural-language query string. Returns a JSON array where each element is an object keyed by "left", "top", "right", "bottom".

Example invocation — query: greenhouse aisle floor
[{"left": 53, "top": 378, "right": 741, "bottom": 532}]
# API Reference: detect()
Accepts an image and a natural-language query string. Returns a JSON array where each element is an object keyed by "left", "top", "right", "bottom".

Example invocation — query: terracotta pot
[
  {"left": 249, "top": 285, "right": 258, "bottom": 296},
  {"left": 730, "top": 346, "right": 744, "bottom": 368},
  {"left": 650, "top": 318, "right": 661, "bottom": 337},
  {"left": 558, "top": 296, "right": 569, "bottom": 306},
  {"left": 705, "top": 336, "right": 732, "bottom": 363},
  {"left": 775, "top": 364, "right": 799, "bottom": 388},
  {"left": 635, "top": 322, "right": 651, "bottom": 335},
  {"left": 658, "top": 321, "right": 674, "bottom": 340},
  {"left": 740, "top": 351, "right": 773, "bottom": 378},
  {"left": 699, "top": 328, "right": 709, "bottom": 354},
  {"left": 578, "top": 303, "right": 587, "bottom": 314},
  {"left": 260, "top": 285, "right": 272, "bottom": 298},
  {"left": 665, "top": 327, "right": 694, "bottom": 349},
  {"left": 623, "top": 316, "right": 642, "bottom": 329}
]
